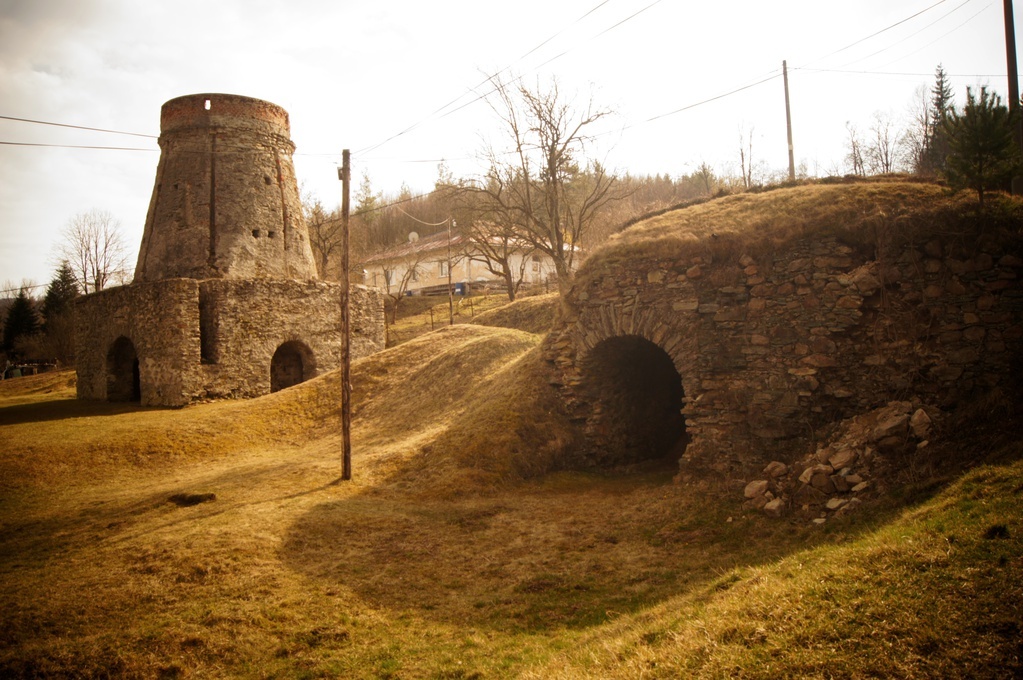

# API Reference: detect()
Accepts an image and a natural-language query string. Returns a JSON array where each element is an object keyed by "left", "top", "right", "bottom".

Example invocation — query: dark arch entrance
[
  {"left": 106, "top": 336, "right": 141, "bottom": 402},
  {"left": 270, "top": 340, "right": 314, "bottom": 393},
  {"left": 580, "top": 335, "right": 687, "bottom": 467}
]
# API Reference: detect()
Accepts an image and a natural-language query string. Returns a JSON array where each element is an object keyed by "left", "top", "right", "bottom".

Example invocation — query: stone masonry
[
  {"left": 543, "top": 189, "right": 1023, "bottom": 480},
  {"left": 135, "top": 93, "right": 316, "bottom": 282},
  {"left": 76, "top": 94, "right": 384, "bottom": 407}
]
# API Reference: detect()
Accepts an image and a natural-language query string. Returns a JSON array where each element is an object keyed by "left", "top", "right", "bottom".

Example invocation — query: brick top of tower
[{"left": 160, "top": 93, "right": 291, "bottom": 137}]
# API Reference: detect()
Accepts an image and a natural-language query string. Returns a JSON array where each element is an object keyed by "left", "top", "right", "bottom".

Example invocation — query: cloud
[{"left": 0, "top": 0, "right": 106, "bottom": 62}]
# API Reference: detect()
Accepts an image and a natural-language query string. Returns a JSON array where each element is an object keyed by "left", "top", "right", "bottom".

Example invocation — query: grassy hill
[
  {"left": 580, "top": 177, "right": 1023, "bottom": 290},
  {"left": 1, "top": 180, "right": 1021, "bottom": 678},
  {"left": 469, "top": 293, "right": 559, "bottom": 335}
]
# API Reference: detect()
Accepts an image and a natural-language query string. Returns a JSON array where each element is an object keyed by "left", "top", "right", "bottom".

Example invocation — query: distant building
[{"left": 361, "top": 231, "right": 565, "bottom": 296}]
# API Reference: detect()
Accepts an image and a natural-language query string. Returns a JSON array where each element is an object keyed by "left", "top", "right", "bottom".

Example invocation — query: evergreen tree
[
  {"left": 42, "top": 261, "right": 80, "bottom": 329},
  {"left": 921, "top": 64, "right": 955, "bottom": 175},
  {"left": 2, "top": 289, "right": 40, "bottom": 359},
  {"left": 41, "top": 262, "right": 80, "bottom": 364},
  {"left": 943, "top": 86, "right": 1022, "bottom": 207}
]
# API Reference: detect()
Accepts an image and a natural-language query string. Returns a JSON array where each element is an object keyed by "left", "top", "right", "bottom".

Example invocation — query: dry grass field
[{"left": 2, "top": 181, "right": 1022, "bottom": 678}]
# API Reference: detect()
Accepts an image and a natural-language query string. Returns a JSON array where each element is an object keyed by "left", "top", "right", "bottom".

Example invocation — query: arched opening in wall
[
  {"left": 580, "top": 335, "right": 687, "bottom": 468},
  {"left": 106, "top": 336, "right": 141, "bottom": 402},
  {"left": 270, "top": 340, "right": 314, "bottom": 393}
]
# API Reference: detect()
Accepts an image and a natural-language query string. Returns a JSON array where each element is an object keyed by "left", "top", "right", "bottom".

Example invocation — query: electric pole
[
  {"left": 783, "top": 60, "right": 796, "bottom": 182},
  {"left": 447, "top": 219, "right": 455, "bottom": 325},
  {"left": 1005, "top": 0, "right": 1023, "bottom": 193},
  {"left": 339, "top": 149, "right": 352, "bottom": 481}
]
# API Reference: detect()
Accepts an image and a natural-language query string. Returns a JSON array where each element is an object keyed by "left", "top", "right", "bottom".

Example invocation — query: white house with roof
[{"left": 360, "top": 231, "right": 565, "bottom": 297}]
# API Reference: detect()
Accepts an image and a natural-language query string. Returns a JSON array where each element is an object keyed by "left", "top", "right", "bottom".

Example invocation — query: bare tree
[
  {"left": 383, "top": 249, "right": 428, "bottom": 324},
  {"left": 460, "top": 220, "right": 534, "bottom": 301},
  {"left": 866, "top": 110, "right": 910, "bottom": 175},
  {"left": 304, "top": 197, "right": 342, "bottom": 279},
  {"left": 738, "top": 124, "right": 756, "bottom": 189},
  {"left": 845, "top": 122, "right": 866, "bottom": 176},
  {"left": 57, "top": 209, "right": 129, "bottom": 294},
  {"left": 466, "top": 74, "right": 619, "bottom": 295},
  {"left": 904, "top": 84, "right": 932, "bottom": 175}
]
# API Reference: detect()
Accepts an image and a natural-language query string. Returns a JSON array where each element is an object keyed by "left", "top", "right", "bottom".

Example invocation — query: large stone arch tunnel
[{"left": 576, "top": 334, "right": 689, "bottom": 468}]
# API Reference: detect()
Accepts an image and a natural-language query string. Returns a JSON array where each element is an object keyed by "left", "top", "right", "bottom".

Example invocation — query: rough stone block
[{"left": 744, "top": 479, "right": 770, "bottom": 498}]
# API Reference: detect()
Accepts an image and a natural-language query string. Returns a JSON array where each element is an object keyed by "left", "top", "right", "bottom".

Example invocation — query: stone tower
[
  {"left": 134, "top": 93, "right": 317, "bottom": 282},
  {"left": 75, "top": 94, "right": 385, "bottom": 407}
]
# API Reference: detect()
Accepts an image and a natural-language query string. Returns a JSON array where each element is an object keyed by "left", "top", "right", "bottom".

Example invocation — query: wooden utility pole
[
  {"left": 447, "top": 219, "right": 454, "bottom": 325},
  {"left": 783, "top": 60, "right": 796, "bottom": 182},
  {"left": 339, "top": 149, "right": 352, "bottom": 481},
  {"left": 1005, "top": 0, "right": 1023, "bottom": 193}
]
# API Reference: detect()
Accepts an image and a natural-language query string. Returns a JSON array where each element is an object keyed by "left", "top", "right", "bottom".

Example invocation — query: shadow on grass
[
  {"left": 278, "top": 467, "right": 904, "bottom": 634},
  {"left": 0, "top": 398, "right": 166, "bottom": 426}
]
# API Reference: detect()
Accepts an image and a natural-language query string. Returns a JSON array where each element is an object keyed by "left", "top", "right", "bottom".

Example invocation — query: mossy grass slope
[{"left": 579, "top": 178, "right": 1023, "bottom": 291}]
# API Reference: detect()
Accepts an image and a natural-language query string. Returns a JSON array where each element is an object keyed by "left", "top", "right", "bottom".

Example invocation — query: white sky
[{"left": 0, "top": 0, "right": 1017, "bottom": 292}]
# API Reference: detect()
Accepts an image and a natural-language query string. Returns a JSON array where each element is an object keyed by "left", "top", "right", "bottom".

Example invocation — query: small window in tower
[
  {"left": 252, "top": 229, "right": 260, "bottom": 238},
  {"left": 204, "top": 99, "right": 211, "bottom": 110},
  {"left": 264, "top": 176, "right": 272, "bottom": 185},
  {"left": 268, "top": 231, "right": 277, "bottom": 239}
]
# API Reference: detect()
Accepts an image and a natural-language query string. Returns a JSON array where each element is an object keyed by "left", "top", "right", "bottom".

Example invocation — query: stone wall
[
  {"left": 77, "top": 280, "right": 385, "bottom": 406},
  {"left": 197, "top": 280, "right": 384, "bottom": 400},
  {"left": 75, "top": 280, "right": 202, "bottom": 407},
  {"left": 77, "top": 93, "right": 386, "bottom": 409},
  {"left": 544, "top": 231, "right": 1023, "bottom": 477}
]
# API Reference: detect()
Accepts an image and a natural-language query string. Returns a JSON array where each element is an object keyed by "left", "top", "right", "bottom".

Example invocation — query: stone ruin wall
[
  {"left": 196, "top": 280, "right": 384, "bottom": 400},
  {"left": 76, "top": 281, "right": 385, "bottom": 406},
  {"left": 544, "top": 231, "right": 1023, "bottom": 477},
  {"left": 75, "top": 93, "right": 386, "bottom": 408},
  {"left": 75, "top": 280, "right": 202, "bottom": 407}
]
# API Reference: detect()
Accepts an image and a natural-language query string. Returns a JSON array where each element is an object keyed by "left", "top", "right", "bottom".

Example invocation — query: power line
[
  {"left": 361, "top": 0, "right": 991, "bottom": 168},
  {"left": 0, "top": 282, "right": 47, "bottom": 296},
  {"left": 0, "top": 141, "right": 155, "bottom": 151},
  {"left": 640, "top": 71, "right": 783, "bottom": 127},
  {"left": 837, "top": 0, "right": 981, "bottom": 69},
  {"left": 355, "top": 0, "right": 661, "bottom": 159},
  {"left": 355, "top": 0, "right": 618, "bottom": 158},
  {"left": 528, "top": 0, "right": 663, "bottom": 72},
  {"left": 395, "top": 206, "right": 450, "bottom": 227},
  {"left": 0, "top": 114, "right": 157, "bottom": 139},
  {"left": 358, "top": 1, "right": 949, "bottom": 171},
  {"left": 801, "top": 0, "right": 950, "bottom": 67},
  {"left": 794, "top": 67, "right": 1008, "bottom": 78},
  {"left": 0, "top": 0, "right": 1001, "bottom": 179},
  {"left": 877, "top": 2, "right": 993, "bottom": 69},
  {"left": 0, "top": 267, "right": 135, "bottom": 297}
]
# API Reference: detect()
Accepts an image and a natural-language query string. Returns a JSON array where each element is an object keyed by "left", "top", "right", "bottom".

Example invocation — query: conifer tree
[
  {"left": 922, "top": 64, "right": 956, "bottom": 174},
  {"left": 42, "top": 261, "right": 80, "bottom": 328},
  {"left": 2, "top": 289, "right": 40, "bottom": 360},
  {"left": 943, "top": 86, "right": 1022, "bottom": 207},
  {"left": 41, "top": 262, "right": 80, "bottom": 364}
]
